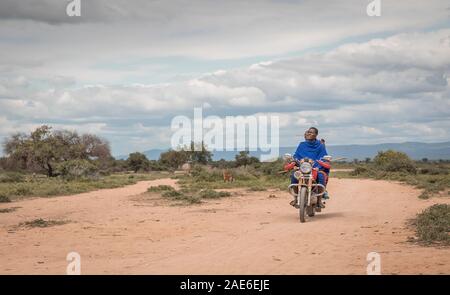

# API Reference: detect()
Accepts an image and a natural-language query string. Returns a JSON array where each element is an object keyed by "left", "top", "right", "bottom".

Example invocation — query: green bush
[
  {"left": 232, "top": 167, "right": 259, "bottom": 180},
  {"left": 56, "top": 159, "right": 99, "bottom": 180},
  {"left": 374, "top": 150, "right": 416, "bottom": 173},
  {"left": 0, "top": 194, "right": 11, "bottom": 203},
  {"left": 161, "top": 189, "right": 201, "bottom": 204},
  {"left": 14, "top": 186, "right": 33, "bottom": 196},
  {"left": 99, "top": 170, "right": 111, "bottom": 176},
  {"left": 190, "top": 165, "right": 223, "bottom": 182},
  {"left": 126, "top": 152, "right": 150, "bottom": 172},
  {"left": 414, "top": 204, "right": 450, "bottom": 245},
  {"left": 199, "top": 189, "right": 232, "bottom": 199},
  {"left": 162, "top": 190, "right": 183, "bottom": 198},
  {"left": 156, "top": 186, "right": 231, "bottom": 204},
  {"left": 259, "top": 159, "right": 285, "bottom": 176},
  {"left": 147, "top": 185, "right": 174, "bottom": 192},
  {"left": 148, "top": 160, "right": 169, "bottom": 171},
  {"left": 0, "top": 172, "right": 25, "bottom": 183},
  {"left": 350, "top": 166, "right": 369, "bottom": 176},
  {"left": 419, "top": 167, "right": 448, "bottom": 175},
  {"left": 418, "top": 192, "right": 430, "bottom": 199}
]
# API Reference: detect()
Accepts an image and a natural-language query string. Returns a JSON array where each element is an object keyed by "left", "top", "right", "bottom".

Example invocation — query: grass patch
[
  {"left": 0, "top": 172, "right": 25, "bottom": 183},
  {"left": 0, "top": 194, "right": 11, "bottom": 203},
  {"left": 182, "top": 164, "right": 288, "bottom": 190},
  {"left": 418, "top": 192, "right": 430, "bottom": 199},
  {"left": 161, "top": 190, "right": 184, "bottom": 198},
  {"left": 412, "top": 204, "right": 450, "bottom": 246},
  {"left": 247, "top": 186, "right": 267, "bottom": 192},
  {"left": 0, "top": 172, "right": 167, "bottom": 201},
  {"left": 199, "top": 189, "right": 232, "bottom": 199},
  {"left": 19, "top": 218, "right": 70, "bottom": 228},
  {"left": 0, "top": 207, "right": 19, "bottom": 213},
  {"left": 177, "top": 170, "right": 288, "bottom": 192},
  {"left": 161, "top": 189, "right": 202, "bottom": 204},
  {"left": 146, "top": 184, "right": 234, "bottom": 205},
  {"left": 335, "top": 163, "right": 450, "bottom": 199},
  {"left": 147, "top": 185, "right": 175, "bottom": 192}
]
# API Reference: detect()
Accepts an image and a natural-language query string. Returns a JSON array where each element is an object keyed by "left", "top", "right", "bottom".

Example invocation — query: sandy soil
[{"left": 0, "top": 177, "right": 449, "bottom": 274}]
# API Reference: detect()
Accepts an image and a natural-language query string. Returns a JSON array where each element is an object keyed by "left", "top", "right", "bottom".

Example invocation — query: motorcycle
[{"left": 283, "top": 153, "right": 332, "bottom": 223}]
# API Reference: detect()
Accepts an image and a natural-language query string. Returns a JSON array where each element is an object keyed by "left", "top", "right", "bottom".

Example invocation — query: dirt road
[{"left": 0, "top": 177, "right": 449, "bottom": 274}]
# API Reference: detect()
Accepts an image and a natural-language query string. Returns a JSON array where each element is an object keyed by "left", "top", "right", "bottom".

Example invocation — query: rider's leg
[
  {"left": 290, "top": 174, "right": 298, "bottom": 206},
  {"left": 316, "top": 172, "right": 328, "bottom": 208},
  {"left": 317, "top": 172, "right": 326, "bottom": 186},
  {"left": 290, "top": 174, "right": 298, "bottom": 192},
  {"left": 317, "top": 172, "right": 329, "bottom": 200}
]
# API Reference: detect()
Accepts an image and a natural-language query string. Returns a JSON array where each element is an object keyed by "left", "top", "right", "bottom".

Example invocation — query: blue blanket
[{"left": 293, "top": 139, "right": 328, "bottom": 167}]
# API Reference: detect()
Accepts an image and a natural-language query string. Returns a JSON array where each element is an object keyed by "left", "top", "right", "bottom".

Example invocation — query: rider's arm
[
  {"left": 284, "top": 162, "right": 296, "bottom": 171},
  {"left": 317, "top": 160, "right": 331, "bottom": 169}
]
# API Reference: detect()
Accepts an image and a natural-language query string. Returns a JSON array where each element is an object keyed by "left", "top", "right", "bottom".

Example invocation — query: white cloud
[{"left": 1, "top": 1, "right": 449, "bottom": 155}]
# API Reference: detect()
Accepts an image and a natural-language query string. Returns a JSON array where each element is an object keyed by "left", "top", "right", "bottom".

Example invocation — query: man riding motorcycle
[{"left": 284, "top": 127, "right": 331, "bottom": 208}]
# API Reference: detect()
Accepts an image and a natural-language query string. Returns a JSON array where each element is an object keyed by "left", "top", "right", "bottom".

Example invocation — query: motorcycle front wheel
[{"left": 298, "top": 186, "right": 307, "bottom": 223}]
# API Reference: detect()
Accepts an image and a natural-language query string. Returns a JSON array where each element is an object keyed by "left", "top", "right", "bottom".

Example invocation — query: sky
[{"left": 0, "top": 0, "right": 449, "bottom": 156}]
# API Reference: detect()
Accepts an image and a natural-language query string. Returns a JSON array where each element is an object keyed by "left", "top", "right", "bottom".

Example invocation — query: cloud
[{"left": 1, "top": 1, "right": 449, "bottom": 155}]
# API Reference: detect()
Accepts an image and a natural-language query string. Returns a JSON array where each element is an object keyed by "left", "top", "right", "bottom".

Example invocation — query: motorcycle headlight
[
  {"left": 294, "top": 170, "right": 302, "bottom": 179},
  {"left": 300, "top": 162, "right": 312, "bottom": 174}
]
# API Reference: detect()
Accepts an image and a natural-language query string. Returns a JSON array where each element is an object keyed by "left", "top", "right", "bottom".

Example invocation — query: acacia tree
[
  {"left": 3, "top": 125, "right": 111, "bottom": 177},
  {"left": 188, "top": 141, "right": 212, "bottom": 165},
  {"left": 3, "top": 126, "right": 57, "bottom": 176},
  {"left": 158, "top": 141, "right": 213, "bottom": 169},
  {"left": 159, "top": 149, "right": 190, "bottom": 169},
  {"left": 80, "top": 134, "right": 111, "bottom": 159},
  {"left": 3, "top": 132, "right": 29, "bottom": 170},
  {"left": 126, "top": 152, "right": 150, "bottom": 173},
  {"left": 235, "top": 150, "right": 259, "bottom": 167}
]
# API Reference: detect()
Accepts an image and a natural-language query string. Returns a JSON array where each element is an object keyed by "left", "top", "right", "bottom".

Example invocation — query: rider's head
[{"left": 305, "top": 127, "right": 318, "bottom": 141}]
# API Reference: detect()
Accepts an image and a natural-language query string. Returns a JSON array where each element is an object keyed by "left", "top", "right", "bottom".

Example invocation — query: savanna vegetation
[
  {"left": 0, "top": 126, "right": 278, "bottom": 201},
  {"left": 143, "top": 150, "right": 285, "bottom": 205},
  {"left": 0, "top": 125, "right": 448, "bottom": 245},
  {"left": 332, "top": 150, "right": 450, "bottom": 199},
  {"left": 411, "top": 204, "right": 450, "bottom": 246},
  {"left": 176, "top": 158, "right": 288, "bottom": 191},
  {"left": 0, "top": 125, "right": 169, "bottom": 200},
  {"left": 1, "top": 126, "right": 449, "bottom": 203},
  {"left": 146, "top": 184, "right": 233, "bottom": 205},
  {"left": 331, "top": 150, "right": 449, "bottom": 246}
]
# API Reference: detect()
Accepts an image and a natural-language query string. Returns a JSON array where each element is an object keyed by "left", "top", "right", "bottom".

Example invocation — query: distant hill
[
  {"left": 116, "top": 149, "right": 166, "bottom": 160},
  {"left": 116, "top": 141, "right": 450, "bottom": 161},
  {"left": 324, "top": 141, "right": 450, "bottom": 161}
]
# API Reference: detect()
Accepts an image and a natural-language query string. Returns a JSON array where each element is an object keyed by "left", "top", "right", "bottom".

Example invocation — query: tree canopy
[
  {"left": 126, "top": 152, "right": 150, "bottom": 172},
  {"left": 235, "top": 151, "right": 260, "bottom": 167},
  {"left": 3, "top": 125, "right": 111, "bottom": 176}
]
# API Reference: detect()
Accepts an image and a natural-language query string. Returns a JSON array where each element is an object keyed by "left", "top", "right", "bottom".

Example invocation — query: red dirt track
[{"left": 0, "top": 178, "right": 449, "bottom": 274}]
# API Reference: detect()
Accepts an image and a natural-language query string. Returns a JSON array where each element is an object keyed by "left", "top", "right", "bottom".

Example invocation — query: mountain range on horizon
[{"left": 117, "top": 141, "right": 450, "bottom": 161}]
